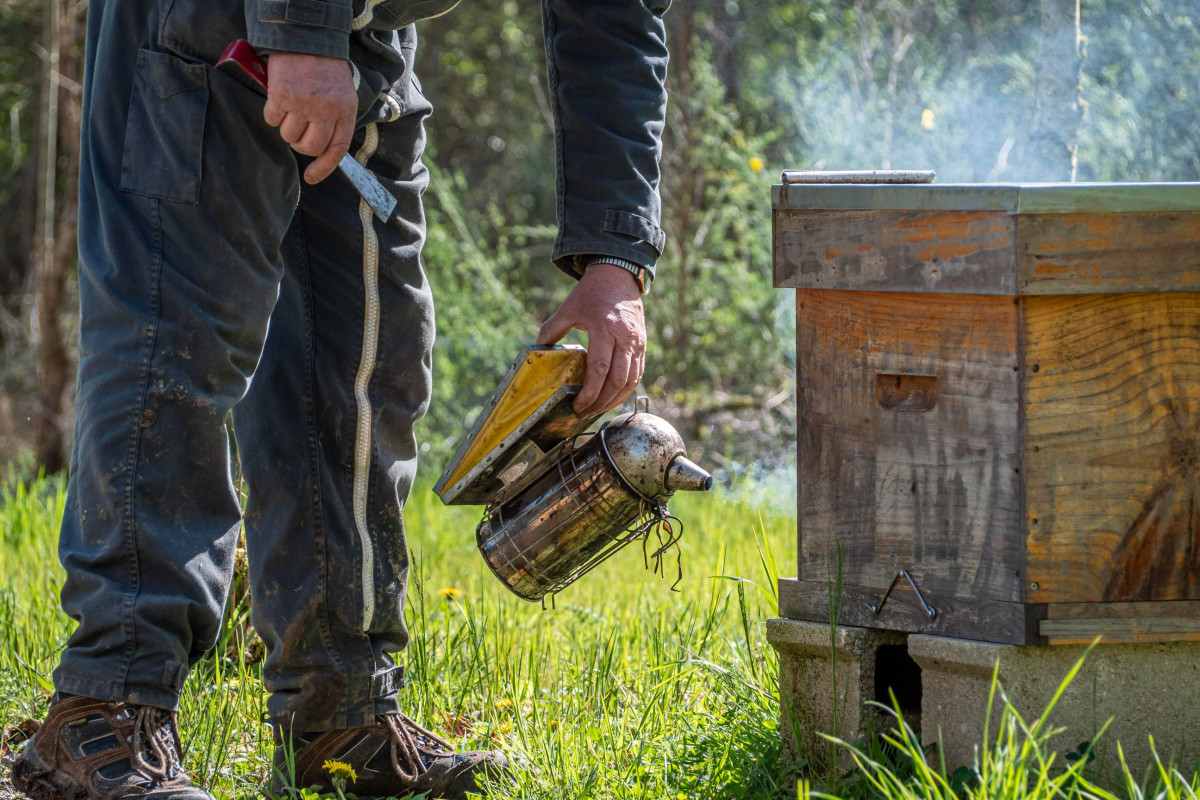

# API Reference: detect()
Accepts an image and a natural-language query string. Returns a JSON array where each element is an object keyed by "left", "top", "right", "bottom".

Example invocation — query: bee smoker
[
  {"left": 477, "top": 409, "right": 711, "bottom": 601},
  {"left": 434, "top": 345, "right": 712, "bottom": 602}
]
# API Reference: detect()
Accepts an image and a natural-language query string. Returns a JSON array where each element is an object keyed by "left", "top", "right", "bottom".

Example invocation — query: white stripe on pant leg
[{"left": 353, "top": 122, "right": 382, "bottom": 632}]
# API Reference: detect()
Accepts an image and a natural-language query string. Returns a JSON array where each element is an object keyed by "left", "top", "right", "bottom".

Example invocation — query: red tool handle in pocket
[{"left": 217, "top": 40, "right": 269, "bottom": 92}]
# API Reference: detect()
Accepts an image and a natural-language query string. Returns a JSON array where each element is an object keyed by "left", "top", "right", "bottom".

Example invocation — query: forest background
[{"left": 0, "top": 0, "right": 1197, "bottom": 487}]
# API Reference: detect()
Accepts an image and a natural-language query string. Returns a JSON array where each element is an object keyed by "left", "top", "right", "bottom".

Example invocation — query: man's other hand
[
  {"left": 536, "top": 264, "right": 646, "bottom": 417},
  {"left": 264, "top": 54, "right": 357, "bottom": 185}
]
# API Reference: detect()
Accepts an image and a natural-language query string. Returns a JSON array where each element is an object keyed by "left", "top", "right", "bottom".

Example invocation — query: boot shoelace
[
  {"left": 382, "top": 713, "right": 455, "bottom": 782},
  {"left": 129, "top": 706, "right": 186, "bottom": 783}
]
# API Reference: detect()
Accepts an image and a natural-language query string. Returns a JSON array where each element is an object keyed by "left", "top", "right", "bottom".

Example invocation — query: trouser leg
[
  {"left": 54, "top": 0, "right": 298, "bottom": 708},
  {"left": 236, "top": 30, "right": 435, "bottom": 732}
]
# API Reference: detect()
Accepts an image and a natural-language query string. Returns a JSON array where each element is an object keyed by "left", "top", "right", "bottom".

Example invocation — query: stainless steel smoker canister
[{"left": 476, "top": 410, "right": 712, "bottom": 601}]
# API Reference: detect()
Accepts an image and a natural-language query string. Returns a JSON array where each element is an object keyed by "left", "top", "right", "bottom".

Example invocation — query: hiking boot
[
  {"left": 272, "top": 713, "right": 508, "bottom": 799},
  {"left": 10, "top": 694, "right": 213, "bottom": 800}
]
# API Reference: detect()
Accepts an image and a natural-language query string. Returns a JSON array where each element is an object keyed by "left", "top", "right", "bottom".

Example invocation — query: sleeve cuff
[
  {"left": 552, "top": 242, "right": 659, "bottom": 283},
  {"left": 258, "top": 0, "right": 352, "bottom": 30},
  {"left": 246, "top": 0, "right": 351, "bottom": 60}
]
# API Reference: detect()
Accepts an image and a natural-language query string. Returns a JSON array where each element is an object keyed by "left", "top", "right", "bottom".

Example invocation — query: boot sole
[{"left": 11, "top": 745, "right": 90, "bottom": 800}]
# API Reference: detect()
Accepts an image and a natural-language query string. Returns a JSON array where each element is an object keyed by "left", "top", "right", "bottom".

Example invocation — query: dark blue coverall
[{"left": 53, "top": 0, "right": 670, "bottom": 733}]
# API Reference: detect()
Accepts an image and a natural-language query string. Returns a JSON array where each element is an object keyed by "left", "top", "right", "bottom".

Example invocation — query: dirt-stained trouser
[{"left": 54, "top": 0, "right": 431, "bottom": 732}]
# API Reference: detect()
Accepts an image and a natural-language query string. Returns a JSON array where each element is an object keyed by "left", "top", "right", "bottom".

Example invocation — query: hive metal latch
[{"left": 868, "top": 569, "right": 937, "bottom": 619}]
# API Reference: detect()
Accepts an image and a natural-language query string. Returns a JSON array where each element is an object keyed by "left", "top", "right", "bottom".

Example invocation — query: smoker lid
[
  {"left": 772, "top": 181, "right": 1200, "bottom": 214},
  {"left": 434, "top": 344, "right": 599, "bottom": 506}
]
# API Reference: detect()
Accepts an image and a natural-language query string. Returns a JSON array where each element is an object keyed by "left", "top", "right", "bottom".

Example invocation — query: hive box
[{"left": 773, "top": 182, "right": 1200, "bottom": 645}]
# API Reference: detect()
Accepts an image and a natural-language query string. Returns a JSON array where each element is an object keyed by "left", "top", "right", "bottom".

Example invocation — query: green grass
[
  {"left": 0, "top": 472, "right": 796, "bottom": 799},
  {"left": 5, "top": 474, "right": 1200, "bottom": 800}
]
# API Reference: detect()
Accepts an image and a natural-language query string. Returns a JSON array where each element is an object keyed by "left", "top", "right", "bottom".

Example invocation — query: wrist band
[{"left": 585, "top": 256, "right": 649, "bottom": 295}]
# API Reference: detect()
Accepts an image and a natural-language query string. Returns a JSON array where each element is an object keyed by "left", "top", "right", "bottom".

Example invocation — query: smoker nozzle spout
[{"left": 665, "top": 455, "right": 713, "bottom": 493}]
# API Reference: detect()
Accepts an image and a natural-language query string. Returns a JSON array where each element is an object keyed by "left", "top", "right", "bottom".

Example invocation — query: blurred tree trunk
[
  {"left": 32, "top": 0, "right": 85, "bottom": 475},
  {"left": 706, "top": 2, "right": 739, "bottom": 105},
  {"left": 663, "top": 4, "right": 698, "bottom": 377},
  {"left": 1019, "top": 0, "right": 1083, "bottom": 180},
  {"left": 0, "top": 165, "right": 35, "bottom": 355}
]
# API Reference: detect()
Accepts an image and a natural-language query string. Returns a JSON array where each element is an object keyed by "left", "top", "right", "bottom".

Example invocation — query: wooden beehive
[{"left": 773, "top": 182, "right": 1200, "bottom": 645}]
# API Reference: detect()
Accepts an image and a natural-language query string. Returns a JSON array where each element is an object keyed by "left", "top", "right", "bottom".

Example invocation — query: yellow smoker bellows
[{"left": 433, "top": 344, "right": 597, "bottom": 506}]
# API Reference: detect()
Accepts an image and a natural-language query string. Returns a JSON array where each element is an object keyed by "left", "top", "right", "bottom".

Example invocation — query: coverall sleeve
[
  {"left": 543, "top": 0, "right": 672, "bottom": 282},
  {"left": 245, "top": 0, "right": 354, "bottom": 60}
]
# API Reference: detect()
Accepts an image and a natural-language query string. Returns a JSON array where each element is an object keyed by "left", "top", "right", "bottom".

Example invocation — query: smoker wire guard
[{"left": 476, "top": 417, "right": 687, "bottom": 607}]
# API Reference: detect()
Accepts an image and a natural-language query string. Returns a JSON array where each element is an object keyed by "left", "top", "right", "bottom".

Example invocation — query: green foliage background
[
  {"left": 410, "top": 0, "right": 1199, "bottom": 470},
  {"left": 0, "top": 0, "right": 1197, "bottom": 474}
]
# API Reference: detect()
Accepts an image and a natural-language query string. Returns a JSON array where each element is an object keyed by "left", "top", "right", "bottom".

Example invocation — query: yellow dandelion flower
[
  {"left": 495, "top": 697, "right": 514, "bottom": 712},
  {"left": 748, "top": 156, "right": 765, "bottom": 173},
  {"left": 438, "top": 586, "right": 462, "bottom": 599},
  {"left": 322, "top": 760, "right": 357, "bottom": 784},
  {"left": 920, "top": 109, "right": 935, "bottom": 131}
]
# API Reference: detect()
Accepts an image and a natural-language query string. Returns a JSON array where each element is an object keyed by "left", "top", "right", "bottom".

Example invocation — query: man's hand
[
  {"left": 263, "top": 54, "right": 357, "bottom": 185},
  {"left": 536, "top": 264, "right": 646, "bottom": 417}
]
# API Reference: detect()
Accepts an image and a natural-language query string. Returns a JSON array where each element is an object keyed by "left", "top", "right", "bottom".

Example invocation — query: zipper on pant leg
[{"left": 352, "top": 123, "right": 382, "bottom": 632}]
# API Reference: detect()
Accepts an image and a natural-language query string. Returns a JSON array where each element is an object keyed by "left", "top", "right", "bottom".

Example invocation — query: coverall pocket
[{"left": 120, "top": 49, "right": 209, "bottom": 204}]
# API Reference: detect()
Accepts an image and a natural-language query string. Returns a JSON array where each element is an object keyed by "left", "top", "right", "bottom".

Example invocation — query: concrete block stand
[
  {"left": 768, "top": 618, "right": 1200, "bottom": 783},
  {"left": 766, "top": 618, "right": 907, "bottom": 769},
  {"left": 910, "top": 634, "right": 1200, "bottom": 778}
]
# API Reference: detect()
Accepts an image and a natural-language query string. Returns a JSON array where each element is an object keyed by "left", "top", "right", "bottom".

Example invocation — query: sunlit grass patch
[
  {"left": 0, "top": 474, "right": 68, "bottom": 724},
  {"left": 1, "top": 472, "right": 794, "bottom": 799},
  {"left": 8, "top": 473, "right": 1197, "bottom": 799}
]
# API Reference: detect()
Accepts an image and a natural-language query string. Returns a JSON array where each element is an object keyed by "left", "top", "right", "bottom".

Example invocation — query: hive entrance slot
[
  {"left": 874, "top": 644, "right": 922, "bottom": 722},
  {"left": 875, "top": 373, "right": 938, "bottom": 412}
]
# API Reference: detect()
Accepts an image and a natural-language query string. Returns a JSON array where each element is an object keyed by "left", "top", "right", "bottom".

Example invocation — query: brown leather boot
[
  {"left": 272, "top": 713, "right": 509, "bottom": 799},
  {"left": 11, "top": 695, "right": 214, "bottom": 800}
]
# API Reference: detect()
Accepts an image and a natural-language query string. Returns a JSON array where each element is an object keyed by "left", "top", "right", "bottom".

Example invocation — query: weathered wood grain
[
  {"left": 1040, "top": 616, "right": 1200, "bottom": 644},
  {"left": 1018, "top": 212, "right": 1200, "bottom": 294},
  {"left": 774, "top": 210, "right": 1017, "bottom": 292},
  {"left": 774, "top": 209, "right": 1200, "bottom": 294},
  {"left": 797, "top": 290, "right": 1025, "bottom": 604},
  {"left": 771, "top": 183, "right": 1200, "bottom": 215},
  {"left": 1046, "top": 600, "right": 1200, "bottom": 619},
  {"left": 1024, "top": 293, "right": 1200, "bottom": 604},
  {"left": 779, "top": 578, "right": 1044, "bottom": 645}
]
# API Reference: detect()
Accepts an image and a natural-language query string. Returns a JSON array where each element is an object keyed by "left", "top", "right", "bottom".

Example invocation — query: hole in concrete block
[{"left": 874, "top": 645, "right": 922, "bottom": 721}]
